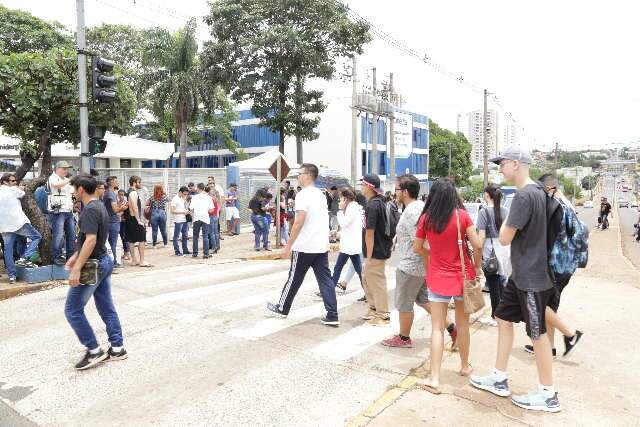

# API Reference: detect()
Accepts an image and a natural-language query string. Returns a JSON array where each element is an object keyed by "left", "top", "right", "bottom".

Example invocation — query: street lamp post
[{"left": 448, "top": 142, "right": 452, "bottom": 178}]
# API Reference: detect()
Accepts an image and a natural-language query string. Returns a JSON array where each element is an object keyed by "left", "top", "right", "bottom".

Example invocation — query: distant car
[
  {"left": 583, "top": 200, "right": 594, "bottom": 208},
  {"left": 464, "top": 203, "right": 483, "bottom": 225},
  {"left": 618, "top": 199, "right": 629, "bottom": 208}
]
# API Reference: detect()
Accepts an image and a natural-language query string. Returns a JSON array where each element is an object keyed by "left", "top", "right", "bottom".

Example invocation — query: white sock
[
  {"left": 111, "top": 346, "right": 123, "bottom": 353},
  {"left": 539, "top": 384, "right": 555, "bottom": 397},
  {"left": 89, "top": 347, "right": 101, "bottom": 355},
  {"left": 491, "top": 368, "right": 507, "bottom": 382}
]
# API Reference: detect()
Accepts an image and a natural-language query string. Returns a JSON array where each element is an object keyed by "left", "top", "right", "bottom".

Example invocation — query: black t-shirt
[
  {"left": 600, "top": 203, "right": 611, "bottom": 215},
  {"left": 364, "top": 195, "right": 392, "bottom": 260},
  {"left": 506, "top": 183, "right": 553, "bottom": 291},
  {"left": 249, "top": 197, "right": 265, "bottom": 216},
  {"left": 77, "top": 199, "right": 109, "bottom": 259},
  {"left": 103, "top": 190, "right": 119, "bottom": 223}
]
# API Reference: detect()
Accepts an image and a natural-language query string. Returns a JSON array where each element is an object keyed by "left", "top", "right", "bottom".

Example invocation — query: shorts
[
  {"left": 124, "top": 218, "right": 146, "bottom": 243},
  {"left": 394, "top": 269, "right": 429, "bottom": 312},
  {"left": 225, "top": 207, "right": 240, "bottom": 220},
  {"left": 427, "top": 289, "right": 463, "bottom": 304},
  {"left": 494, "top": 279, "right": 560, "bottom": 340}
]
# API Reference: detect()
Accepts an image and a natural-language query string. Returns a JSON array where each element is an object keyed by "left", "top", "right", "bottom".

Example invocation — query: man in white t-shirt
[
  {"left": 48, "top": 161, "right": 76, "bottom": 265},
  {"left": 189, "top": 183, "right": 214, "bottom": 259},
  {"left": 170, "top": 186, "right": 190, "bottom": 256},
  {"left": 267, "top": 163, "right": 339, "bottom": 326}
]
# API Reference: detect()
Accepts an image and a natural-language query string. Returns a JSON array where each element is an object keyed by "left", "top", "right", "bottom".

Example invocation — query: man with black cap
[
  {"left": 360, "top": 173, "right": 393, "bottom": 326},
  {"left": 470, "top": 144, "right": 561, "bottom": 413}
]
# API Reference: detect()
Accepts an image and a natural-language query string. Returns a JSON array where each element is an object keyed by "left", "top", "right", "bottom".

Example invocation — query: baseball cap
[
  {"left": 489, "top": 144, "right": 532, "bottom": 165},
  {"left": 360, "top": 174, "right": 383, "bottom": 194},
  {"left": 56, "top": 160, "right": 72, "bottom": 169}
]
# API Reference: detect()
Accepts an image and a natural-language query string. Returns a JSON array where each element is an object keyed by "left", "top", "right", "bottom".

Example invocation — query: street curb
[
  {"left": 0, "top": 280, "right": 66, "bottom": 301},
  {"left": 345, "top": 308, "right": 490, "bottom": 427},
  {"left": 242, "top": 253, "right": 283, "bottom": 261}
]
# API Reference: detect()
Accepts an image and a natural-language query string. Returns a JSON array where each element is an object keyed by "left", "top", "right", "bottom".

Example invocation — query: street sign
[{"left": 269, "top": 156, "right": 290, "bottom": 182}]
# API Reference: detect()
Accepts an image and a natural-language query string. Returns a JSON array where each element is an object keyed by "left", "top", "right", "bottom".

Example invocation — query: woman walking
[
  {"left": 414, "top": 178, "right": 482, "bottom": 394},
  {"left": 332, "top": 188, "right": 364, "bottom": 292},
  {"left": 149, "top": 184, "right": 169, "bottom": 248},
  {"left": 476, "top": 184, "right": 510, "bottom": 326}
]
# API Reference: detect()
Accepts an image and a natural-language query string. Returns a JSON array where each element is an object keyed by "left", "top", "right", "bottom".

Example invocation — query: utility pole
[
  {"left": 448, "top": 142, "right": 452, "bottom": 178},
  {"left": 456, "top": 113, "right": 461, "bottom": 134},
  {"left": 351, "top": 57, "right": 358, "bottom": 186},
  {"left": 554, "top": 141, "right": 559, "bottom": 169},
  {"left": 482, "top": 89, "right": 489, "bottom": 188},
  {"left": 76, "top": 0, "right": 90, "bottom": 174},
  {"left": 371, "top": 67, "right": 378, "bottom": 175},
  {"left": 388, "top": 72, "right": 395, "bottom": 181}
]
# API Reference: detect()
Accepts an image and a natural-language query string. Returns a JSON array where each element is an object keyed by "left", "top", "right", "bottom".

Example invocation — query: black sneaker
[
  {"left": 263, "top": 247, "right": 272, "bottom": 252},
  {"left": 357, "top": 296, "right": 367, "bottom": 302},
  {"left": 192, "top": 254, "right": 199, "bottom": 258},
  {"left": 563, "top": 330, "right": 583, "bottom": 357},
  {"left": 320, "top": 316, "right": 340, "bottom": 327},
  {"left": 74, "top": 349, "right": 108, "bottom": 370},
  {"left": 266, "top": 302, "right": 287, "bottom": 318},
  {"left": 105, "top": 347, "right": 128, "bottom": 362},
  {"left": 524, "top": 345, "right": 556, "bottom": 358},
  {"left": 54, "top": 257, "right": 66, "bottom": 266}
]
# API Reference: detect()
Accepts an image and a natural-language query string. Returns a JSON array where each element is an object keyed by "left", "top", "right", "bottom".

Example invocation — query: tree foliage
[
  {"left": 202, "top": 0, "right": 371, "bottom": 161},
  {"left": 428, "top": 121, "right": 473, "bottom": 186},
  {"left": 0, "top": 5, "right": 73, "bottom": 54}
]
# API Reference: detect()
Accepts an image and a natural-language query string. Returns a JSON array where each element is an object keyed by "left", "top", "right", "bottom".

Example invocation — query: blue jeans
[
  {"left": 172, "top": 222, "right": 189, "bottom": 255},
  {"left": 119, "top": 222, "right": 129, "bottom": 254},
  {"left": 1, "top": 223, "right": 42, "bottom": 278},
  {"left": 332, "top": 252, "right": 363, "bottom": 286},
  {"left": 192, "top": 220, "right": 210, "bottom": 256},
  {"left": 107, "top": 222, "right": 120, "bottom": 264},
  {"left": 251, "top": 214, "right": 269, "bottom": 249},
  {"left": 150, "top": 209, "right": 168, "bottom": 246},
  {"left": 343, "top": 253, "right": 365, "bottom": 283},
  {"left": 64, "top": 255, "right": 123, "bottom": 350},
  {"left": 51, "top": 212, "right": 76, "bottom": 259},
  {"left": 208, "top": 216, "right": 220, "bottom": 251}
]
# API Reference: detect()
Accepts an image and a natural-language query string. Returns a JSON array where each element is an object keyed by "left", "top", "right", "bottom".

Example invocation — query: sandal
[
  {"left": 459, "top": 364, "right": 473, "bottom": 377},
  {"left": 138, "top": 263, "right": 153, "bottom": 268},
  {"left": 336, "top": 282, "right": 347, "bottom": 294},
  {"left": 417, "top": 378, "right": 441, "bottom": 395}
]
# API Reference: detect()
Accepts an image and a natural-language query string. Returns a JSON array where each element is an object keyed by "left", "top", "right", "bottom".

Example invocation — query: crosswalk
[{"left": 124, "top": 260, "right": 436, "bottom": 364}]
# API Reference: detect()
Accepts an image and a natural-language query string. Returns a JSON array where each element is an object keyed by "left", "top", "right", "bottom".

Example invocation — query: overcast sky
[{"left": 3, "top": 0, "right": 639, "bottom": 152}]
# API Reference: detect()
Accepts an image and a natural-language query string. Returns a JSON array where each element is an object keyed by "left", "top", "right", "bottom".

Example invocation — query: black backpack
[{"left": 384, "top": 201, "right": 400, "bottom": 240}]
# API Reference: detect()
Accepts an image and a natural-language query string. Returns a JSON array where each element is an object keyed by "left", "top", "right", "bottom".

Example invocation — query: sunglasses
[{"left": 8, "top": 179, "right": 17, "bottom": 182}]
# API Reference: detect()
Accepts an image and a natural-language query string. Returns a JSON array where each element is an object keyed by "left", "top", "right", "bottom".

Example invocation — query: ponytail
[{"left": 484, "top": 184, "right": 503, "bottom": 229}]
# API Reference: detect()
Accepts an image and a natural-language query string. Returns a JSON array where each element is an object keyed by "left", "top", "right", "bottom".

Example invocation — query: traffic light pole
[{"left": 76, "top": 0, "right": 90, "bottom": 174}]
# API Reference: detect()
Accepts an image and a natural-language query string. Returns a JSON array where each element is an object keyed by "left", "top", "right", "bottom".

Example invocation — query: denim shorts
[{"left": 427, "top": 289, "right": 463, "bottom": 303}]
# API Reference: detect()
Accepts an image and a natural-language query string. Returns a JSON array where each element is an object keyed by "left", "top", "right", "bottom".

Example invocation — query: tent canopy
[{"left": 229, "top": 148, "right": 299, "bottom": 170}]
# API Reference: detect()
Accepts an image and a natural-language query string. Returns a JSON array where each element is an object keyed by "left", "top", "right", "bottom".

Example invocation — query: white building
[
  {"left": 502, "top": 115, "right": 518, "bottom": 148},
  {"left": 468, "top": 109, "right": 499, "bottom": 168}
]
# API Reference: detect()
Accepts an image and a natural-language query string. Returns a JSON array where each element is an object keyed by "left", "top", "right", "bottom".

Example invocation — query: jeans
[
  {"left": 192, "top": 220, "right": 210, "bottom": 256},
  {"left": 51, "top": 212, "right": 76, "bottom": 260},
  {"left": 208, "top": 216, "right": 220, "bottom": 251},
  {"left": 64, "top": 255, "right": 123, "bottom": 350},
  {"left": 1, "top": 223, "right": 42, "bottom": 278},
  {"left": 172, "top": 222, "right": 189, "bottom": 255},
  {"left": 484, "top": 272, "right": 506, "bottom": 318},
  {"left": 332, "top": 252, "right": 363, "bottom": 287},
  {"left": 150, "top": 209, "right": 168, "bottom": 246},
  {"left": 280, "top": 221, "right": 289, "bottom": 244},
  {"left": 118, "top": 221, "right": 130, "bottom": 254},
  {"left": 107, "top": 222, "right": 120, "bottom": 264},
  {"left": 251, "top": 214, "right": 269, "bottom": 249},
  {"left": 343, "top": 253, "right": 365, "bottom": 283}
]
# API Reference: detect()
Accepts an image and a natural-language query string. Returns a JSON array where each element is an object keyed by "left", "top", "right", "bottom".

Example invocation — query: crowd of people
[{"left": 2, "top": 146, "right": 587, "bottom": 412}]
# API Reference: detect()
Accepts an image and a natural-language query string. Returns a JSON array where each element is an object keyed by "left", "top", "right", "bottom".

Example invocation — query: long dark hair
[
  {"left": 419, "top": 178, "right": 465, "bottom": 234},
  {"left": 484, "top": 184, "right": 503, "bottom": 229}
]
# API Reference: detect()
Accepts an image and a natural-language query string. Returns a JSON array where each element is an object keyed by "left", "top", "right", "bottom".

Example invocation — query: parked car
[
  {"left": 584, "top": 200, "right": 594, "bottom": 208},
  {"left": 618, "top": 199, "right": 629, "bottom": 208}
]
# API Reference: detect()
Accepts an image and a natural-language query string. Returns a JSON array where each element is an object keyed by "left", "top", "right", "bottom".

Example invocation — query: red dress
[{"left": 416, "top": 209, "right": 476, "bottom": 297}]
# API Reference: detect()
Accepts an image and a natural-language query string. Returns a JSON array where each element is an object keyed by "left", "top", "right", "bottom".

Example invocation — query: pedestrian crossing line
[
  {"left": 128, "top": 270, "right": 289, "bottom": 309},
  {"left": 228, "top": 276, "right": 397, "bottom": 341},
  {"left": 310, "top": 308, "right": 428, "bottom": 362}
]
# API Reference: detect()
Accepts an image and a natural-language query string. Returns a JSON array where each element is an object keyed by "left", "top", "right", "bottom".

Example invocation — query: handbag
[
  {"left": 482, "top": 238, "right": 500, "bottom": 275},
  {"left": 143, "top": 200, "right": 151, "bottom": 221},
  {"left": 455, "top": 209, "right": 485, "bottom": 314}
]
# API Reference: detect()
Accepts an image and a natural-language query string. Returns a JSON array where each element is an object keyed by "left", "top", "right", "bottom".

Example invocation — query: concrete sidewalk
[{"left": 349, "top": 215, "right": 640, "bottom": 426}]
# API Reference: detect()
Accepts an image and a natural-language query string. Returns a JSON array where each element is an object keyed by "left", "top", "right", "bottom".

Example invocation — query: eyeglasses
[{"left": 8, "top": 179, "right": 17, "bottom": 183}]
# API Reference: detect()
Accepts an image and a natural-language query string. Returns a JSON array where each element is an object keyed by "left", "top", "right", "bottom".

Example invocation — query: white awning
[{"left": 229, "top": 148, "right": 299, "bottom": 170}]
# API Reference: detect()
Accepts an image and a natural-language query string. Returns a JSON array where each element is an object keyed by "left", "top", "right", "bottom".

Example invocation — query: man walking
[
  {"left": 104, "top": 177, "right": 126, "bottom": 268},
  {"left": 470, "top": 145, "right": 561, "bottom": 412},
  {"left": 360, "top": 174, "right": 393, "bottom": 326},
  {"left": 65, "top": 175, "right": 126, "bottom": 370},
  {"left": 381, "top": 174, "right": 457, "bottom": 347},
  {"left": 0, "top": 173, "right": 41, "bottom": 284},
  {"left": 328, "top": 185, "right": 340, "bottom": 234},
  {"left": 598, "top": 197, "right": 612, "bottom": 229},
  {"left": 48, "top": 161, "right": 76, "bottom": 265},
  {"left": 225, "top": 183, "right": 240, "bottom": 236},
  {"left": 190, "top": 183, "right": 214, "bottom": 259},
  {"left": 124, "top": 176, "right": 150, "bottom": 267},
  {"left": 267, "top": 163, "right": 339, "bottom": 326}
]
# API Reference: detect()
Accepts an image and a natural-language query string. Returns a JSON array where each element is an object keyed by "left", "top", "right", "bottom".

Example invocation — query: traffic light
[
  {"left": 91, "top": 56, "right": 116, "bottom": 103},
  {"left": 89, "top": 125, "right": 107, "bottom": 155}
]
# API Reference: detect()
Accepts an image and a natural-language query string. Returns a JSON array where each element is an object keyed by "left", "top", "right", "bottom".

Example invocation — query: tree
[
  {"left": 428, "top": 122, "right": 473, "bottom": 186},
  {"left": 202, "top": 0, "right": 371, "bottom": 162},
  {"left": 145, "top": 19, "right": 238, "bottom": 167},
  {"left": 0, "top": 5, "right": 73, "bottom": 54}
]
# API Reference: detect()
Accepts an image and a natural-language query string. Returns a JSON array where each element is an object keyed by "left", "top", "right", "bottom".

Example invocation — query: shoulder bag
[
  {"left": 456, "top": 209, "right": 485, "bottom": 314},
  {"left": 481, "top": 210, "right": 500, "bottom": 275}
]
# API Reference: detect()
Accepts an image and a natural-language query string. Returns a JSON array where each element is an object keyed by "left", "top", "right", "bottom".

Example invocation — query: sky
[{"left": 2, "top": 0, "right": 640, "bottom": 152}]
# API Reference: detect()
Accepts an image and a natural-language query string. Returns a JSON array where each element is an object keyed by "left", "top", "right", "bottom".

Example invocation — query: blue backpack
[{"left": 548, "top": 200, "right": 589, "bottom": 275}]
